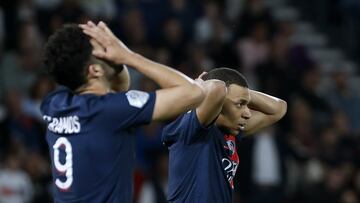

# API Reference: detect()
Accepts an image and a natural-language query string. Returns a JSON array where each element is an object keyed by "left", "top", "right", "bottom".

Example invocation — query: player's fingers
[
  {"left": 83, "top": 22, "right": 106, "bottom": 39},
  {"left": 197, "top": 71, "right": 208, "bottom": 79},
  {"left": 90, "top": 39, "right": 104, "bottom": 51},
  {"left": 82, "top": 29, "right": 98, "bottom": 40},
  {"left": 79, "top": 24, "right": 97, "bottom": 34},
  {"left": 91, "top": 24, "right": 113, "bottom": 46},
  {"left": 95, "top": 22, "right": 113, "bottom": 42},
  {"left": 97, "top": 21, "right": 116, "bottom": 38},
  {"left": 92, "top": 49, "right": 106, "bottom": 58},
  {"left": 83, "top": 28, "right": 110, "bottom": 48},
  {"left": 79, "top": 24, "right": 87, "bottom": 29},
  {"left": 87, "top": 21, "right": 97, "bottom": 28},
  {"left": 97, "top": 22, "right": 118, "bottom": 46}
]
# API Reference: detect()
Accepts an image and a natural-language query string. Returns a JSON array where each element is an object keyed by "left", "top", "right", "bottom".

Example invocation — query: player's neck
[
  {"left": 215, "top": 117, "right": 235, "bottom": 135},
  {"left": 76, "top": 79, "right": 112, "bottom": 95}
]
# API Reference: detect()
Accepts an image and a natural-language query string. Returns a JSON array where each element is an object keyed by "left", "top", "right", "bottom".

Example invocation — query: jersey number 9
[{"left": 53, "top": 137, "right": 73, "bottom": 190}]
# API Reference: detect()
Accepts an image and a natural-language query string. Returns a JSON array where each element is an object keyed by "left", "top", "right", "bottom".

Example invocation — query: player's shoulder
[
  {"left": 42, "top": 86, "right": 71, "bottom": 102},
  {"left": 164, "top": 110, "right": 193, "bottom": 128},
  {"left": 162, "top": 110, "right": 192, "bottom": 136},
  {"left": 40, "top": 86, "right": 72, "bottom": 113},
  {"left": 162, "top": 110, "right": 215, "bottom": 146}
]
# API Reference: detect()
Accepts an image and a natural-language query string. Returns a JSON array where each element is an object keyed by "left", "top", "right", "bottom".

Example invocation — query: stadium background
[{"left": 0, "top": 0, "right": 359, "bottom": 202}]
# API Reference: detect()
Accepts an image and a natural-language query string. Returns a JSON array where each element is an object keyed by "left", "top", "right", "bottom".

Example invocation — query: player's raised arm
[
  {"left": 195, "top": 73, "right": 227, "bottom": 126},
  {"left": 243, "top": 90, "right": 287, "bottom": 135},
  {"left": 80, "top": 21, "right": 193, "bottom": 88},
  {"left": 80, "top": 21, "right": 205, "bottom": 121}
]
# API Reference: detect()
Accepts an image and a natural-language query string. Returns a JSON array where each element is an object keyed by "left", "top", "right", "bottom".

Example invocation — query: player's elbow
[{"left": 275, "top": 99, "right": 287, "bottom": 121}]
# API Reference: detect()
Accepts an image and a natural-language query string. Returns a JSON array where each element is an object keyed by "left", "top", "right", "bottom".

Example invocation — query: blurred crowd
[
  {"left": 290, "top": 0, "right": 360, "bottom": 63},
  {"left": 0, "top": 0, "right": 359, "bottom": 203}
]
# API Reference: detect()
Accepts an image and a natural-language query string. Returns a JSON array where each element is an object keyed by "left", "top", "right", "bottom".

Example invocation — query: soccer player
[
  {"left": 162, "top": 68, "right": 287, "bottom": 202},
  {"left": 41, "top": 21, "right": 205, "bottom": 203}
]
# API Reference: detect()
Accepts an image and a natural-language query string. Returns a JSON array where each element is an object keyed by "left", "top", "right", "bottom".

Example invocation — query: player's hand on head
[
  {"left": 194, "top": 72, "right": 208, "bottom": 94},
  {"left": 79, "top": 21, "right": 134, "bottom": 65},
  {"left": 195, "top": 71, "right": 207, "bottom": 83}
]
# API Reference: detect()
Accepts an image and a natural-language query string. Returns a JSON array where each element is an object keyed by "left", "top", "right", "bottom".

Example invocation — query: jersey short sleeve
[
  {"left": 101, "top": 90, "right": 156, "bottom": 129},
  {"left": 162, "top": 110, "right": 211, "bottom": 146}
]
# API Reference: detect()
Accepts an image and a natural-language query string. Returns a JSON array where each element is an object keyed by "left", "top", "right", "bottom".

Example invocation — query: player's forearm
[
  {"left": 125, "top": 53, "right": 194, "bottom": 88},
  {"left": 111, "top": 65, "right": 130, "bottom": 92},
  {"left": 152, "top": 83, "right": 205, "bottom": 121},
  {"left": 248, "top": 90, "right": 287, "bottom": 116},
  {"left": 196, "top": 80, "right": 227, "bottom": 126}
]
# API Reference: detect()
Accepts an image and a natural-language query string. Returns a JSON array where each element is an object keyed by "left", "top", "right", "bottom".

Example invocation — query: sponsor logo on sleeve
[{"left": 125, "top": 90, "right": 150, "bottom": 108}]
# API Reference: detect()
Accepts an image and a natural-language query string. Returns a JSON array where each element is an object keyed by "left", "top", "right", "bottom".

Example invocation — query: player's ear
[{"left": 88, "top": 64, "right": 105, "bottom": 78}]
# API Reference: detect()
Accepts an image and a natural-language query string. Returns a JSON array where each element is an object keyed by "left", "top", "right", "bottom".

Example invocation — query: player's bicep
[{"left": 152, "top": 85, "right": 203, "bottom": 122}]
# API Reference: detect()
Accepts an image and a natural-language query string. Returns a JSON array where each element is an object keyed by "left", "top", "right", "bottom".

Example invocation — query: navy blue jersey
[
  {"left": 40, "top": 87, "right": 156, "bottom": 203},
  {"left": 162, "top": 111, "right": 242, "bottom": 203}
]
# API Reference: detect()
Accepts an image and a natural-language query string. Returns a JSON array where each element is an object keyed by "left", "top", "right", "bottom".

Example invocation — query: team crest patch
[{"left": 126, "top": 90, "right": 149, "bottom": 108}]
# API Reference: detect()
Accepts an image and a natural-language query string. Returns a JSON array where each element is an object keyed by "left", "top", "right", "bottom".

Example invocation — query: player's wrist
[{"left": 116, "top": 52, "right": 137, "bottom": 66}]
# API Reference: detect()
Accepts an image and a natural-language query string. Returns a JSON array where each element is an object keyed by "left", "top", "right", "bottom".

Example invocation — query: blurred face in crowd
[
  {"left": 340, "top": 190, "right": 358, "bottom": 203},
  {"left": 164, "top": 19, "right": 182, "bottom": 45}
]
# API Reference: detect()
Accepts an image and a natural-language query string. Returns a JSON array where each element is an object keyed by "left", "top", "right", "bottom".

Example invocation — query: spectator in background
[
  {"left": 51, "top": 0, "right": 86, "bottom": 24},
  {"left": 237, "top": 22, "right": 270, "bottom": 87},
  {"left": 325, "top": 69, "right": 360, "bottom": 133},
  {"left": 340, "top": 0, "right": 360, "bottom": 62},
  {"left": 79, "top": 0, "right": 116, "bottom": 21},
  {"left": 0, "top": 7, "right": 4, "bottom": 48},
  {"left": 23, "top": 152, "right": 52, "bottom": 203},
  {"left": 225, "top": 0, "right": 245, "bottom": 23},
  {"left": 316, "top": 126, "right": 357, "bottom": 174},
  {"left": 33, "top": 0, "right": 61, "bottom": 37},
  {"left": 340, "top": 189, "right": 359, "bottom": 203},
  {"left": 2, "top": 90, "right": 44, "bottom": 153},
  {"left": 47, "top": 0, "right": 89, "bottom": 34},
  {"left": 235, "top": 127, "right": 288, "bottom": 203},
  {"left": 5, "top": 90, "right": 44, "bottom": 151},
  {"left": 194, "top": 1, "right": 237, "bottom": 69},
  {"left": 135, "top": 77, "right": 164, "bottom": 172},
  {"left": 0, "top": 21, "right": 42, "bottom": 96},
  {"left": 296, "top": 66, "right": 331, "bottom": 125},
  {"left": 0, "top": 154, "right": 34, "bottom": 203},
  {"left": 138, "top": 150, "right": 169, "bottom": 203},
  {"left": 122, "top": 8, "right": 148, "bottom": 49},
  {"left": 285, "top": 97, "right": 316, "bottom": 202},
  {"left": 0, "top": 111, "right": 11, "bottom": 161},
  {"left": 306, "top": 164, "right": 348, "bottom": 203},
  {"left": 165, "top": 0, "right": 199, "bottom": 40},
  {"left": 161, "top": 18, "right": 186, "bottom": 66},
  {"left": 256, "top": 32, "right": 295, "bottom": 100},
  {"left": 236, "top": 0, "right": 273, "bottom": 38},
  {"left": 23, "top": 75, "right": 56, "bottom": 122},
  {"left": 353, "top": 169, "right": 360, "bottom": 197},
  {"left": 180, "top": 45, "right": 213, "bottom": 78},
  {"left": 194, "top": 1, "right": 222, "bottom": 44}
]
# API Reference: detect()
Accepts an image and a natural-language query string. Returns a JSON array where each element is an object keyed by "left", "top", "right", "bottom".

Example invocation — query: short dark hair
[
  {"left": 43, "top": 24, "right": 92, "bottom": 90},
  {"left": 203, "top": 67, "right": 249, "bottom": 88}
]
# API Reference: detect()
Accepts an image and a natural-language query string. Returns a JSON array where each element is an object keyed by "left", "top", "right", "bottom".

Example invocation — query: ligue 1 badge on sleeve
[{"left": 126, "top": 90, "right": 150, "bottom": 108}]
